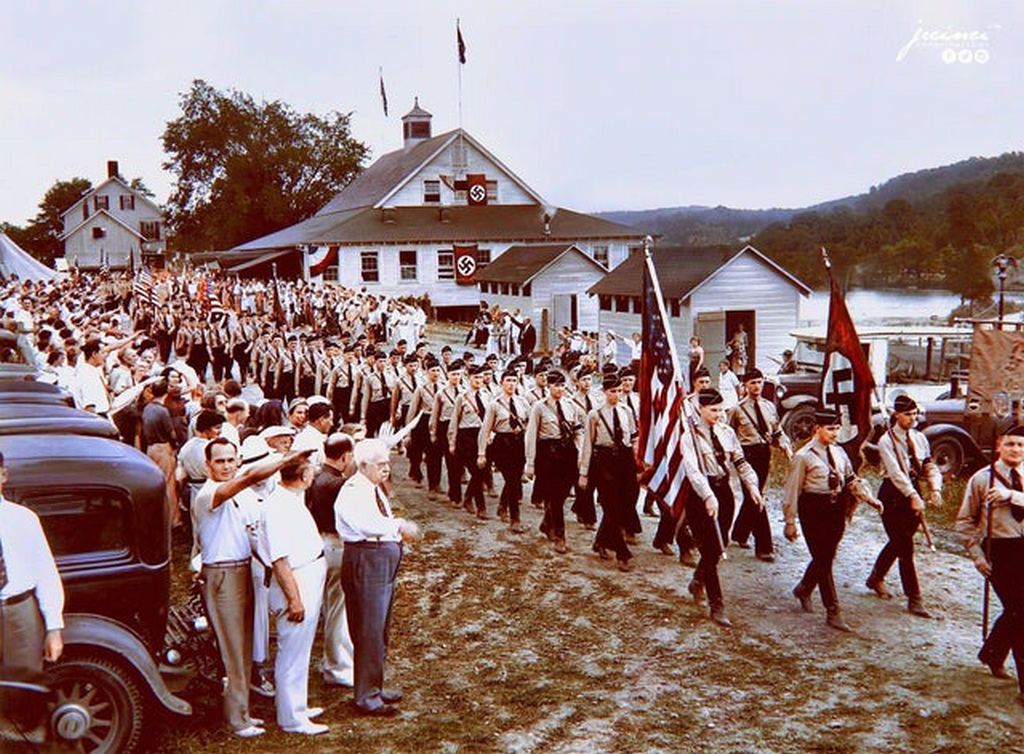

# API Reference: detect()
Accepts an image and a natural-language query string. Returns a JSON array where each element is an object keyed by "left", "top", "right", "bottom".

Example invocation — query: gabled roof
[
  {"left": 59, "top": 175, "right": 162, "bottom": 221},
  {"left": 315, "top": 128, "right": 546, "bottom": 215},
  {"left": 58, "top": 209, "right": 146, "bottom": 242},
  {"left": 475, "top": 244, "right": 606, "bottom": 285},
  {"left": 586, "top": 244, "right": 811, "bottom": 299},
  {"left": 233, "top": 205, "right": 643, "bottom": 251}
]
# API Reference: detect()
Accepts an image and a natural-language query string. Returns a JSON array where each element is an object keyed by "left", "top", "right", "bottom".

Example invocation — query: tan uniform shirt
[
  {"left": 448, "top": 389, "right": 487, "bottom": 447},
  {"left": 578, "top": 404, "right": 633, "bottom": 476},
  {"left": 429, "top": 384, "right": 462, "bottom": 441},
  {"left": 729, "top": 397, "right": 790, "bottom": 452},
  {"left": 955, "top": 460, "right": 1024, "bottom": 561},
  {"left": 878, "top": 425, "right": 942, "bottom": 498},
  {"left": 524, "top": 396, "right": 576, "bottom": 472},
  {"left": 782, "top": 438, "right": 859, "bottom": 524},
  {"left": 478, "top": 393, "right": 530, "bottom": 456}
]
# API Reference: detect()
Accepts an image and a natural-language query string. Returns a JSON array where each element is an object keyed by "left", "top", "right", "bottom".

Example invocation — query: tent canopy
[{"left": 0, "top": 232, "right": 60, "bottom": 282}]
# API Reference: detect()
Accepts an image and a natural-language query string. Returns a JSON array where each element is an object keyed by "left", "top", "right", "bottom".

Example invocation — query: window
[
  {"left": 423, "top": 180, "right": 441, "bottom": 204},
  {"left": 119, "top": 195, "right": 135, "bottom": 211},
  {"left": 94, "top": 195, "right": 109, "bottom": 211},
  {"left": 615, "top": 296, "right": 630, "bottom": 313},
  {"left": 592, "top": 245, "right": 609, "bottom": 267},
  {"left": 405, "top": 121, "right": 430, "bottom": 139},
  {"left": 633, "top": 297, "right": 643, "bottom": 314},
  {"left": 399, "top": 250, "right": 418, "bottom": 281},
  {"left": 486, "top": 180, "right": 498, "bottom": 202},
  {"left": 599, "top": 295, "right": 611, "bottom": 311},
  {"left": 323, "top": 265, "right": 339, "bottom": 283},
  {"left": 511, "top": 284, "right": 520, "bottom": 296},
  {"left": 454, "top": 190, "right": 467, "bottom": 203},
  {"left": 628, "top": 245, "right": 643, "bottom": 258},
  {"left": 522, "top": 283, "right": 531, "bottom": 296},
  {"left": 361, "top": 251, "right": 379, "bottom": 282},
  {"left": 669, "top": 298, "right": 680, "bottom": 317},
  {"left": 22, "top": 490, "right": 131, "bottom": 564},
  {"left": 92, "top": 227, "right": 105, "bottom": 239},
  {"left": 140, "top": 221, "right": 161, "bottom": 241},
  {"left": 476, "top": 248, "right": 491, "bottom": 269},
  {"left": 82, "top": 203, "right": 88, "bottom": 221},
  {"left": 437, "top": 251, "right": 454, "bottom": 280}
]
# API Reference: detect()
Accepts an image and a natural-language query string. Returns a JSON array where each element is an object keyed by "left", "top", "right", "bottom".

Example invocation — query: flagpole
[
  {"left": 643, "top": 235, "right": 686, "bottom": 386},
  {"left": 457, "top": 18, "right": 463, "bottom": 133}
]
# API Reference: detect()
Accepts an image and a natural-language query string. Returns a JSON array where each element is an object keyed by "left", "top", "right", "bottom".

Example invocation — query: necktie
[
  {"left": 0, "top": 534, "right": 7, "bottom": 591},
  {"left": 347, "top": 363, "right": 353, "bottom": 386},
  {"left": 753, "top": 400, "right": 769, "bottom": 437},
  {"left": 612, "top": 406, "right": 624, "bottom": 446},
  {"left": 475, "top": 392, "right": 486, "bottom": 419},
  {"left": 825, "top": 446, "right": 840, "bottom": 492},
  {"left": 379, "top": 373, "right": 390, "bottom": 401},
  {"left": 906, "top": 432, "right": 923, "bottom": 480},
  {"left": 709, "top": 428, "right": 727, "bottom": 474},
  {"left": 1011, "top": 468, "right": 1024, "bottom": 522},
  {"left": 555, "top": 400, "right": 570, "bottom": 440},
  {"left": 585, "top": 394, "right": 592, "bottom": 412},
  {"left": 508, "top": 398, "right": 520, "bottom": 430},
  {"left": 374, "top": 488, "right": 391, "bottom": 518}
]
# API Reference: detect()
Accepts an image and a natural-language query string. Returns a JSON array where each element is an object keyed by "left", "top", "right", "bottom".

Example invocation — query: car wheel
[
  {"left": 48, "top": 654, "right": 146, "bottom": 754},
  {"left": 783, "top": 404, "right": 817, "bottom": 447},
  {"left": 930, "top": 435, "right": 966, "bottom": 477}
]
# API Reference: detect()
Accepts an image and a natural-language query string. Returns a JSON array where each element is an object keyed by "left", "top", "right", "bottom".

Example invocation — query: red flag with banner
[
  {"left": 819, "top": 251, "right": 875, "bottom": 457},
  {"left": 466, "top": 174, "right": 487, "bottom": 206},
  {"left": 454, "top": 245, "right": 478, "bottom": 285},
  {"left": 308, "top": 245, "right": 339, "bottom": 277}
]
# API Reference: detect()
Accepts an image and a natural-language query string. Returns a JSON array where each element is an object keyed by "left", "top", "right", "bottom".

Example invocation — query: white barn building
[
  {"left": 230, "top": 100, "right": 647, "bottom": 317},
  {"left": 587, "top": 245, "right": 811, "bottom": 374}
]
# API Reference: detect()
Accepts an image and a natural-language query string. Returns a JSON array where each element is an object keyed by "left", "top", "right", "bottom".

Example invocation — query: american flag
[
  {"left": 133, "top": 268, "right": 158, "bottom": 307},
  {"left": 636, "top": 244, "right": 689, "bottom": 517}
]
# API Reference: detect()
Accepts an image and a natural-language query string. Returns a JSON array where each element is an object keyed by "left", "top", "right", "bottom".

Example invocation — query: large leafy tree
[
  {"left": 2, "top": 177, "right": 93, "bottom": 265},
  {"left": 162, "top": 79, "right": 369, "bottom": 252}
]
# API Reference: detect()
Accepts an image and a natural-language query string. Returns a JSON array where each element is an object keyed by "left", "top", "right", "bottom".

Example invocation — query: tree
[
  {"left": 3, "top": 177, "right": 93, "bottom": 265},
  {"left": 162, "top": 79, "right": 369, "bottom": 252}
]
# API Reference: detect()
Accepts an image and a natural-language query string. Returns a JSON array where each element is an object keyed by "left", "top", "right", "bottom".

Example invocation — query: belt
[
  {"left": 346, "top": 540, "right": 401, "bottom": 548},
  {"left": 0, "top": 589, "right": 34, "bottom": 607},
  {"left": 187, "top": 477, "right": 206, "bottom": 485},
  {"left": 204, "top": 558, "right": 252, "bottom": 568}
]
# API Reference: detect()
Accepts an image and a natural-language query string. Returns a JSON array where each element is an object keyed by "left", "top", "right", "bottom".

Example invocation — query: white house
[
  {"left": 587, "top": 245, "right": 812, "bottom": 374},
  {"left": 475, "top": 244, "right": 608, "bottom": 349},
  {"left": 59, "top": 161, "right": 165, "bottom": 270},
  {"left": 229, "top": 100, "right": 647, "bottom": 317}
]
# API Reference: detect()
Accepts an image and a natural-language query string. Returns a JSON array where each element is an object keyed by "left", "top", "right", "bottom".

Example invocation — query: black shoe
[
  {"left": 908, "top": 600, "right": 933, "bottom": 619},
  {"left": 354, "top": 702, "right": 400, "bottom": 717},
  {"left": 733, "top": 540, "right": 751, "bottom": 550},
  {"left": 688, "top": 579, "right": 706, "bottom": 605},
  {"left": 793, "top": 586, "right": 813, "bottom": 613},
  {"left": 381, "top": 688, "right": 404, "bottom": 703},
  {"left": 865, "top": 575, "right": 893, "bottom": 600},
  {"left": 826, "top": 611, "right": 853, "bottom": 632},
  {"left": 710, "top": 605, "right": 732, "bottom": 627},
  {"left": 756, "top": 553, "right": 775, "bottom": 563},
  {"left": 979, "top": 652, "right": 1013, "bottom": 680}
]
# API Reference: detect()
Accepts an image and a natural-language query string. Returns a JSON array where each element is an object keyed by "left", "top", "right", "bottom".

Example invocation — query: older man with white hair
[{"left": 335, "top": 438, "right": 419, "bottom": 716}]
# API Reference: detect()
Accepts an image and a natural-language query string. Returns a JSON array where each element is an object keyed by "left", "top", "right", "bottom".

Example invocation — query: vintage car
[
  {"left": 0, "top": 404, "right": 119, "bottom": 438},
  {"left": 0, "top": 433, "right": 193, "bottom": 753}
]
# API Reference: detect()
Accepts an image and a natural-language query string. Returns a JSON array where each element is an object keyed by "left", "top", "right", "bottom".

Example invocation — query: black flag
[
  {"left": 379, "top": 68, "right": 388, "bottom": 116},
  {"left": 457, "top": 20, "right": 466, "bottom": 64}
]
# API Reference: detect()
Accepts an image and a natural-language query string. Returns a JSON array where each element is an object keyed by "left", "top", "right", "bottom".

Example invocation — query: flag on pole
[
  {"left": 379, "top": 68, "right": 388, "bottom": 116},
  {"left": 819, "top": 248, "right": 875, "bottom": 459},
  {"left": 457, "top": 20, "right": 466, "bottom": 64},
  {"left": 637, "top": 241, "right": 689, "bottom": 517},
  {"left": 133, "top": 267, "right": 158, "bottom": 307}
]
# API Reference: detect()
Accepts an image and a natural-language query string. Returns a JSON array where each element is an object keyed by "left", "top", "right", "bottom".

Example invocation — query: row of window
[
  {"left": 88, "top": 221, "right": 160, "bottom": 241},
  {"left": 423, "top": 179, "right": 498, "bottom": 204},
  {"left": 598, "top": 295, "right": 682, "bottom": 317},
  {"left": 479, "top": 281, "right": 532, "bottom": 297},
  {"left": 90, "top": 194, "right": 137, "bottom": 212},
  {"left": 345, "top": 248, "right": 493, "bottom": 283}
]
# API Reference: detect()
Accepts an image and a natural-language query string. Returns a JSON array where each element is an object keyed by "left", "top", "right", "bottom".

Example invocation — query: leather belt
[
  {"left": 204, "top": 558, "right": 251, "bottom": 568},
  {"left": 1, "top": 589, "right": 35, "bottom": 607}
]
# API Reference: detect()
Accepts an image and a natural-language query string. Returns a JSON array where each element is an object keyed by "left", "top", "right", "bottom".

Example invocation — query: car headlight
[{"left": 193, "top": 616, "right": 209, "bottom": 633}]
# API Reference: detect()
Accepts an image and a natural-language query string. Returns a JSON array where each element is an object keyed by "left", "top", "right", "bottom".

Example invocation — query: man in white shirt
[
  {"left": 0, "top": 452, "right": 65, "bottom": 681},
  {"left": 335, "top": 439, "right": 419, "bottom": 716},
  {"left": 221, "top": 398, "right": 249, "bottom": 448},
  {"left": 292, "top": 402, "right": 333, "bottom": 471},
  {"left": 260, "top": 455, "right": 329, "bottom": 735},
  {"left": 194, "top": 438, "right": 309, "bottom": 739},
  {"left": 74, "top": 340, "right": 111, "bottom": 415}
]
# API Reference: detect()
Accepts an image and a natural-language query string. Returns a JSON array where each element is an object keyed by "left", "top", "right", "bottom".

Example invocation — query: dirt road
[{"left": 159, "top": 452, "right": 1024, "bottom": 754}]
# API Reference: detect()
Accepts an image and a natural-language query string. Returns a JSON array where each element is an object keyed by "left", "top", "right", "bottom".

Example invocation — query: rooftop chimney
[
  {"left": 401, "top": 98, "right": 432, "bottom": 149},
  {"left": 107, "top": 160, "right": 120, "bottom": 179}
]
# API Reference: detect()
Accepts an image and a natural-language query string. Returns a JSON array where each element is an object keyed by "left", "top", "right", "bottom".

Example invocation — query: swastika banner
[
  {"left": 968, "top": 328, "right": 1024, "bottom": 416},
  {"left": 454, "top": 244, "right": 478, "bottom": 285}
]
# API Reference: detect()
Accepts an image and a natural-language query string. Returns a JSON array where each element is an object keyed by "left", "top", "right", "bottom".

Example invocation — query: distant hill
[{"left": 598, "top": 152, "right": 1024, "bottom": 245}]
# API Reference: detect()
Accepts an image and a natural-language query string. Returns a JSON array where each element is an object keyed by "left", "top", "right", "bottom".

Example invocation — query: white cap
[
  {"left": 240, "top": 435, "right": 271, "bottom": 464},
  {"left": 259, "top": 425, "right": 295, "bottom": 440}
]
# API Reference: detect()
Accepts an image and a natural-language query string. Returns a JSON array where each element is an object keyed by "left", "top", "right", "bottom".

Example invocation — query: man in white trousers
[{"left": 260, "top": 452, "right": 328, "bottom": 735}]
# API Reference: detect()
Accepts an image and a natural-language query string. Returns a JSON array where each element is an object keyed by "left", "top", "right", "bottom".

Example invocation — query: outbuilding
[
  {"left": 475, "top": 244, "right": 607, "bottom": 350},
  {"left": 587, "top": 244, "right": 811, "bottom": 373}
]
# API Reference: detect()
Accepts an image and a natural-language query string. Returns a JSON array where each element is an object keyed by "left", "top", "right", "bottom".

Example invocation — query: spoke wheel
[{"left": 49, "top": 655, "right": 145, "bottom": 754}]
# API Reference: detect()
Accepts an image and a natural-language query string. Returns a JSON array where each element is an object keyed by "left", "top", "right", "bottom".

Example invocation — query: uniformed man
[
  {"left": 449, "top": 365, "right": 489, "bottom": 518},
  {"left": 405, "top": 358, "right": 443, "bottom": 495},
  {"left": 578, "top": 375, "right": 637, "bottom": 571},
  {"left": 783, "top": 408, "right": 880, "bottom": 632},
  {"left": 618, "top": 368, "right": 646, "bottom": 530},
  {"left": 866, "top": 395, "right": 943, "bottom": 617},
  {"left": 329, "top": 346, "right": 359, "bottom": 424},
  {"left": 479, "top": 369, "right": 531, "bottom": 533},
  {"left": 524, "top": 371, "right": 577, "bottom": 553},
  {"left": 729, "top": 368, "right": 793, "bottom": 561},
  {"left": 684, "top": 389, "right": 763, "bottom": 626},
  {"left": 955, "top": 425, "right": 1024, "bottom": 688},
  {"left": 360, "top": 352, "right": 392, "bottom": 439},
  {"left": 390, "top": 356, "right": 420, "bottom": 470},
  {"left": 570, "top": 369, "right": 599, "bottom": 530},
  {"left": 0, "top": 451, "right": 65, "bottom": 689},
  {"left": 430, "top": 360, "right": 464, "bottom": 507}
]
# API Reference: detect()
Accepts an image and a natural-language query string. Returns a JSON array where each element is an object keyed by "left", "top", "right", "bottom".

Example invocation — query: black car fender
[
  {"left": 923, "top": 423, "right": 984, "bottom": 464},
  {"left": 780, "top": 393, "right": 818, "bottom": 414},
  {"left": 61, "top": 613, "right": 192, "bottom": 716}
]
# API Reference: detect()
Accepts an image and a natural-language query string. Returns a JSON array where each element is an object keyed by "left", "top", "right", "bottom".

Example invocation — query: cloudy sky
[{"left": 1, "top": 0, "right": 1019, "bottom": 225}]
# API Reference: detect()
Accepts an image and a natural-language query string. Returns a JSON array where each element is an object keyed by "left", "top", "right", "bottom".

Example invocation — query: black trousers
[
  {"left": 437, "top": 421, "right": 459, "bottom": 503},
  {"left": 455, "top": 428, "right": 486, "bottom": 512},
  {"left": 686, "top": 478, "right": 733, "bottom": 609},
  {"left": 188, "top": 344, "right": 210, "bottom": 381},
  {"left": 653, "top": 499, "right": 696, "bottom": 552},
  {"left": 537, "top": 439, "right": 576, "bottom": 540},
  {"left": 155, "top": 332, "right": 173, "bottom": 364},
  {"left": 210, "top": 345, "right": 230, "bottom": 383},
  {"left": 795, "top": 492, "right": 848, "bottom": 612},
  {"left": 732, "top": 443, "right": 773, "bottom": 554},
  {"left": 979, "top": 537, "right": 1024, "bottom": 691},
  {"left": 592, "top": 447, "right": 634, "bottom": 561},
  {"left": 366, "top": 399, "right": 389, "bottom": 439},
  {"left": 233, "top": 344, "right": 250, "bottom": 383},
  {"left": 491, "top": 433, "right": 525, "bottom": 523},
  {"left": 280, "top": 371, "right": 296, "bottom": 405},
  {"left": 869, "top": 479, "right": 922, "bottom": 601},
  {"left": 333, "top": 385, "right": 353, "bottom": 424},
  {"left": 407, "top": 414, "right": 431, "bottom": 485},
  {"left": 571, "top": 477, "right": 597, "bottom": 526}
]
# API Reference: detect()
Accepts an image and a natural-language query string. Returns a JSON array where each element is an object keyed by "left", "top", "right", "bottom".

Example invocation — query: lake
[{"left": 798, "top": 288, "right": 1023, "bottom": 326}]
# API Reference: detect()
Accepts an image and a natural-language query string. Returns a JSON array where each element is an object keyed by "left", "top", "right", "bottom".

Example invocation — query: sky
[{"left": 1, "top": 0, "right": 1020, "bottom": 226}]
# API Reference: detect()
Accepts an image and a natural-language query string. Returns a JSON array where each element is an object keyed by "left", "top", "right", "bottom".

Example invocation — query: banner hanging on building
[
  {"left": 968, "top": 328, "right": 1024, "bottom": 416},
  {"left": 467, "top": 174, "right": 488, "bottom": 206},
  {"left": 454, "top": 244, "right": 478, "bottom": 285}
]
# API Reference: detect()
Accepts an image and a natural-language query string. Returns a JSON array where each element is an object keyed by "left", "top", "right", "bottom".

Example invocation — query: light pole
[{"left": 992, "top": 254, "right": 1018, "bottom": 326}]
